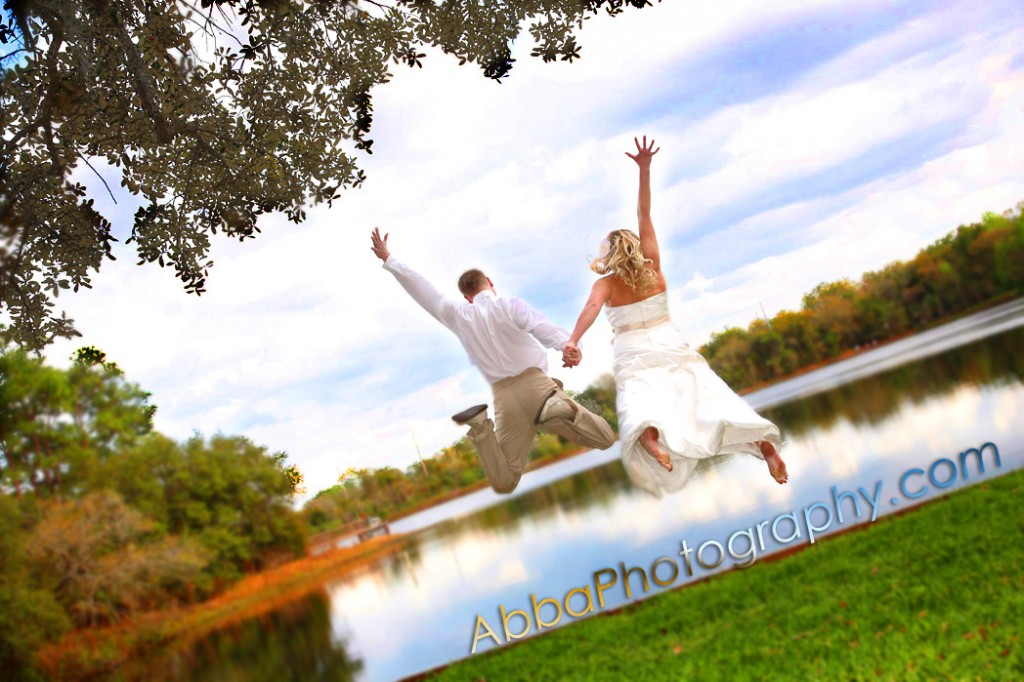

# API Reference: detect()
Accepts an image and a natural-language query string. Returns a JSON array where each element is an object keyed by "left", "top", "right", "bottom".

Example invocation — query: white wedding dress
[{"left": 607, "top": 291, "right": 782, "bottom": 497}]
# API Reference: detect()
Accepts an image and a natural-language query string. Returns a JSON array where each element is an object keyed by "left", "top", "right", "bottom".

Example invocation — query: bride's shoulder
[
  {"left": 600, "top": 274, "right": 628, "bottom": 290},
  {"left": 591, "top": 276, "right": 614, "bottom": 294}
]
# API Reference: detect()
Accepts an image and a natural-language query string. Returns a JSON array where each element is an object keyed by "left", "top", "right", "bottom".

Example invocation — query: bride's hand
[
  {"left": 562, "top": 342, "right": 581, "bottom": 368},
  {"left": 625, "top": 135, "right": 660, "bottom": 167}
]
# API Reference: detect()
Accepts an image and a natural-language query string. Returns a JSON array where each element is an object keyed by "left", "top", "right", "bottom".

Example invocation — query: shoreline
[
  {"left": 308, "top": 444, "right": 594, "bottom": 553},
  {"left": 39, "top": 534, "right": 409, "bottom": 680},
  {"left": 388, "top": 444, "right": 592, "bottom": 521},
  {"left": 735, "top": 291, "right": 1020, "bottom": 396},
  {"left": 369, "top": 293, "right": 1020, "bottom": 530}
]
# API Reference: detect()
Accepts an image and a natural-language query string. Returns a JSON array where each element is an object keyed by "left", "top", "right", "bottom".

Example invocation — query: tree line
[
  {"left": 700, "top": 205, "right": 1024, "bottom": 390},
  {"left": 0, "top": 347, "right": 305, "bottom": 679}
]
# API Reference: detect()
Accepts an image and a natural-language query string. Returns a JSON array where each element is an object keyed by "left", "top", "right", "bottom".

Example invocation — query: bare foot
[
  {"left": 758, "top": 441, "right": 788, "bottom": 484},
  {"left": 640, "top": 427, "right": 673, "bottom": 472}
]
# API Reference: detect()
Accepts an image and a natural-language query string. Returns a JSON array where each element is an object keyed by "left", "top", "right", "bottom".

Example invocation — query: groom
[{"left": 370, "top": 228, "right": 616, "bottom": 494}]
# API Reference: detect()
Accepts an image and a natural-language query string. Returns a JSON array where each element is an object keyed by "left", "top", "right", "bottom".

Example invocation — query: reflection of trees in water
[
  {"left": 457, "top": 463, "right": 634, "bottom": 535},
  {"left": 323, "top": 472, "right": 636, "bottom": 586},
  {"left": 379, "top": 328, "right": 1024, "bottom": 582},
  {"left": 389, "top": 457, "right": 747, "bottom": 580},
  {"left": 123, "top": 590, "right": 363, "bottom": 682},
  {"left": 391, "top": 467, "right": 634, "bottom": 583},
  {"left": 388, "top": 463, "right": 636, "bottom": 572},
  {"left": 763, "top": 327, "right": 1024, "bottom": 438}
]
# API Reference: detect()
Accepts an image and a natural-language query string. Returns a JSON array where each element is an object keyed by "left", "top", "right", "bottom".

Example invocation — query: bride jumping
[{"left": 562, "top": 136, "right": 788, "bottom": 497}]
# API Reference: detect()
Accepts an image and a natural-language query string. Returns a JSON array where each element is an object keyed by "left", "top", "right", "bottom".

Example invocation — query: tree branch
[
  {"left": 1, "top": 47, "right": 30, "bottom": 61},
  {"left": 76, "top": 152, "right": 118, "bottom": 205},
  {"left": 109, "top": 4, "right": 175, "bottom": 144},
  {"left": 1, "top": 12, "right": 63, "bottom": 160}
]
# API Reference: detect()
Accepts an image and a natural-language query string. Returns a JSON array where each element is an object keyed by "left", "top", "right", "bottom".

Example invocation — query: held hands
[
  {"left": 370, "top": 227, "right": 390, "bottom": 261},
  {"left": 625, "top": 135, "right": 660, "bottom": 168},
  {"left": 562, "top": 342, "right": 582, "bottom": 369}
]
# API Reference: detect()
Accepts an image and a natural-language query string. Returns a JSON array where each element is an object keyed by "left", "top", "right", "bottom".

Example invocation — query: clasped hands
[{"left": 562, "top": 342, "right": 581, "bottom": 369}]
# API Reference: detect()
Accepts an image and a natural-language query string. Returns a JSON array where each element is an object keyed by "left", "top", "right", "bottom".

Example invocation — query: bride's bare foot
[
  {"left": 640, "top": 427, "right": 673, "bottom": 472},
  {"left": 758, "top": 441, "right": 788, "bottom": 484}
]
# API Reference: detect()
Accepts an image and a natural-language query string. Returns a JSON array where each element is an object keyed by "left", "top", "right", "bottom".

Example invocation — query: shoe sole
[{"left": 452, "top": 404, "right": 488, "bottom": 425}]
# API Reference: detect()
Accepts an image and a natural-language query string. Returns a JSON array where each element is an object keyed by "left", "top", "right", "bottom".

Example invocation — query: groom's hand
[
  {"left": 370, "top": 227, "right": 390, "bottom": 261},
  {"left": 562, "top": 344, "right": 581, "bottom": 368}
]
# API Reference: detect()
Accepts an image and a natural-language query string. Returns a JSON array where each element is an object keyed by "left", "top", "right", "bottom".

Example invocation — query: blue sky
[{"left": 43, "top": 0, "right": 1024, "bottom": 501}]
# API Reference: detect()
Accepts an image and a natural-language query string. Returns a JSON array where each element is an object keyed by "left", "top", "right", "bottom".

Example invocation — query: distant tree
[
  {"left": 0, "top": 345, "right": 310, "bottom": 671},
  {"left": 274, "top": 452, "right": 305, "bottom": 497},
  {"left": 771, "top": 309, "right": 826, "bottom": 367},
  {"left": 800, "top": 279, "right": 857, "bottom": 312},
  {"left": 102, "top": 434, "right": 307, "bottom": 586},
  {"left": 701, "top": 203, "right": 1024, "bottom": 392},
  {"left": 1, "top": 0, "right": 664, "bottom": 350},
  {"left": 748, "top": 321, "right": 797, "bottom": 381},
  {"left": 574, "top": 373, "right": 618, "bottom": 432},
  {"left": 0, "top": 495, "right": 70, "bottom": 682},
  {"left": 859, "top": 263, "right": 911, "bottom": 341},
  {"left": 28, "top": 490, "right": 208, "bottom": 626},
  {"left": 337, "top": 466, "right": 362, "bottom": 498},
  {"left": 529, "top": 432, "right": 565, "bottom": 461},
  {"left": 0, "top": 346, "right": 155, "bottom": 498},
  {"left": 801, "top": 279, "right": 859, "bottom": 354},
  {"left": 703, "top": 327, "right": 755, "bottom": 388}
]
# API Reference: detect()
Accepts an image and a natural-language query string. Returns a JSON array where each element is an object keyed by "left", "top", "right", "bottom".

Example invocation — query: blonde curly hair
[{"left": 590, "top": 229, "right": 659, "bottom": 293}]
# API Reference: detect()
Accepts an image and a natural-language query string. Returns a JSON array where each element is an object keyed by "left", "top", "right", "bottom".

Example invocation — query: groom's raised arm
[
  {"left": 382, "top": 257, "right": 459, "bottom": 328},
  {"left": 371, "top": 228, "right": 456, "bottom": 328}
]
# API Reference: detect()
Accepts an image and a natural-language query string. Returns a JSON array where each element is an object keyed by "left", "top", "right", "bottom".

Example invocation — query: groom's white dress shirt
[{"left": 382, "top": 256, "right": 571, "bottom": 385}]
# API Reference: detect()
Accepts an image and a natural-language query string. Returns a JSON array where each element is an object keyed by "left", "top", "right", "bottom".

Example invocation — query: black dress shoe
[{"left": 451, "top": 404, "right": 488, "bottom": 425}]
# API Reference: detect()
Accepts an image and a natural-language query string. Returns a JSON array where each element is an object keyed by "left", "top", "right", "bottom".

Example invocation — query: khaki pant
[{"left": 467, "top": 368, "right": 617, "bottom": 493}]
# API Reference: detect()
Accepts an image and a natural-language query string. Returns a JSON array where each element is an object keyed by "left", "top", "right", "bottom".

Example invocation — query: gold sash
[{"left": 612, "top": 313, "right": 671, "bottom": 336}]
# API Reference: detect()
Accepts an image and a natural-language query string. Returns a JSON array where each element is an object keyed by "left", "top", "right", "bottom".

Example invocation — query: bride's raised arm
[{"left": 626, "top": 136, "right": 661, "bottom": 271}]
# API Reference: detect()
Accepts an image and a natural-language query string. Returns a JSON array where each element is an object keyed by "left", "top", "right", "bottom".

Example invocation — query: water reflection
[
  {"left": 119, "top": 591, "right": 364, "bottom": 682},
  {"left": 130, "top": 313, "right": 1024, "bottom": 682},
  {"left": 763, "top": 325, "right": 1024, "bottom": 438},
  {"left": 332, "top": 323, "right": 1023, "bottom": 681}
]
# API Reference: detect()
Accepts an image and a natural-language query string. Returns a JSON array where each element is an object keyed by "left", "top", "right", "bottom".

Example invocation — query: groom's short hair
[{"left": 458, "top": 269, "right": 488, "bottom": 297}]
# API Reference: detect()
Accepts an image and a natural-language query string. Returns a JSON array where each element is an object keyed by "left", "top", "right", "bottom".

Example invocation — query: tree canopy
[
  {"left": 0, "top": 343, "right": 307, "bottom": 679},
  {"left": 700, "top": 207, "right": 1024, "bottom": 390},
  {"left": 0, "top": 345, "right": 155, "bottom": 498},
  {"left": 0, "top": 0, "right": 661, "bottom": 350}
]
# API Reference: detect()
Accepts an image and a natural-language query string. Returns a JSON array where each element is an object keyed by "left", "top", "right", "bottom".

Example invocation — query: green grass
[{"left": 431, "top": 469, "right": 1024, "bottom": 681}]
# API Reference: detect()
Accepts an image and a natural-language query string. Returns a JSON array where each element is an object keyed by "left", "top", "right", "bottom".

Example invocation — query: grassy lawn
[{"left": 430, "top": 468, "right": 1024, "bottom": 681}]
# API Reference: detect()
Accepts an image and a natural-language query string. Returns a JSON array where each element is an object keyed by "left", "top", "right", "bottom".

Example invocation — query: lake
[{"left": 131, "top": 299, "right": 1024, "bottom": 682}]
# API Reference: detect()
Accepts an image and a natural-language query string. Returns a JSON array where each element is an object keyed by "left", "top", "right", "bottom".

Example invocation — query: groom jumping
[{"left": 370, "top": 228, "right": 616, "bottom": 494}]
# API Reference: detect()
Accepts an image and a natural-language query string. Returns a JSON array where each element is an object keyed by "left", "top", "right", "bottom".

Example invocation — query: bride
[{"left": 563, "top": 136, "right": 788, "bottom": 497}]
